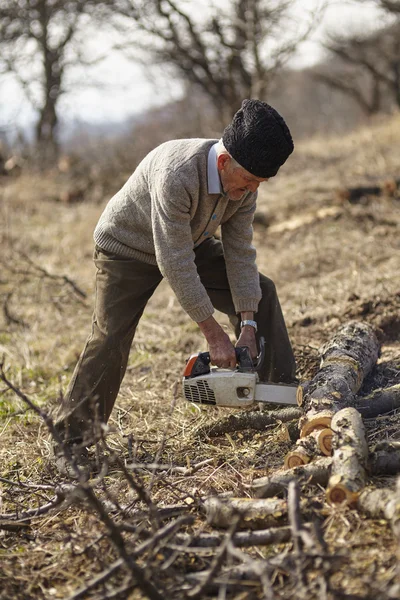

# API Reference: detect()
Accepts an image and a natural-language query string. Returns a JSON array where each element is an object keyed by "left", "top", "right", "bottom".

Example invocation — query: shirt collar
[{"left": 207, "top": 142, "right": 222, "bottom": 194}]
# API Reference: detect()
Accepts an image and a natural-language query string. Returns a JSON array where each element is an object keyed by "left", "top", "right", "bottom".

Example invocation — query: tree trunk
[
  {"left": 326, "top": 407, "right": 369, "bottom": 506},
  {"left": 252, "top": 457, "right": 332, "bottom": 498},
  {"left": 298, "top": 321, "right": 380, "bottom": 437}
]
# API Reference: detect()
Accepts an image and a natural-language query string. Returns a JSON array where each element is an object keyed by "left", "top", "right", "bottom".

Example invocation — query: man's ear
[{"left": 217, "top": 153, "right": 230, "bottom": 173}]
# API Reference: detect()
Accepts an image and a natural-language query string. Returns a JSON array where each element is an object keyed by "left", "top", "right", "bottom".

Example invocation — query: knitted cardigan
[{"left": 94, "top": 138, "right": 262, "bottom": 322}]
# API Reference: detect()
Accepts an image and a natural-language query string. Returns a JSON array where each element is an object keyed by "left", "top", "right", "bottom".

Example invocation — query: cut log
[
  {"left": 326, "top": 407, "right": 368, "bottom": 506},
  {"left": 203, "top": 496, "right": 288, "bottom": 529},
  {"left": 284, "top": 447, "right": 311, "bottom": 469},
  {"left": 300, "top": 411, "right": 334, "bottom": 438},
  {"left": 253, "top": 448, "right": 400, "bottom": 500},
  {"left": 284, "top": 428, "right": 333, "bottom": 468},
  {"left": 355, "top": 384, "right": 400, "bottom": 419},
  {"left": 173, "top": 525, "right": 292, "bottom": 548},
  {"left": 298, "top": 321, "right": 380, "bottom": 437},
  {"left": 196, "top": 407, "right": 303, "bottom": 439},
  {"left": 357, "top": 481, "right": 400, "bottom": 526},
  {"left": 369, "top": 442, "right": 400, "bottom": 475},
  {"left": 251, "top": 457, "right": 332, "bottom": 498}
]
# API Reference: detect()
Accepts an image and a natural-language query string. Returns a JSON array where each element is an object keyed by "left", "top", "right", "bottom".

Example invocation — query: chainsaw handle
[
  {"left": 198, "top": 337, "right": 265, "bottom": 372},
  {"left": 183, "top": 337, "right": 266, "bottom": 378}
]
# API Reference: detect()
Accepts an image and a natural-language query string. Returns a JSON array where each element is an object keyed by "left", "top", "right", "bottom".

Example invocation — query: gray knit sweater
[{"left": 94, "top": 138, "right": 262, "bottom": 322}]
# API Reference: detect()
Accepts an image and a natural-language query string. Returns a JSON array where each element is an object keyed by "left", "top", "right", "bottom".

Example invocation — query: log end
[
  {"left": 317, "top": 428, "right": 333, "bottom": 456},
  {"left": 326, "top": 480, "right": 359, "bottom": 507},
  {"left": 284, "top": 449, "right": 311, "bottom": 470},
  {"left": 296, "top": 385, "right": 304, "bottom": 407},
  {"left": 300, "top": 412, "right": 333, "bottom": 438}
]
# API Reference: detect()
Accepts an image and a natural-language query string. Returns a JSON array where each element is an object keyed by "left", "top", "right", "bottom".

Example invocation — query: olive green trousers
[{"left": 55, "top": 238, "right": 296, "bottom": 444}]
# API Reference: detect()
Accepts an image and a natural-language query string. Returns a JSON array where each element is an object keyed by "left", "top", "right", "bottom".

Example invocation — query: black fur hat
[{"left": 222, "top": 99, "right": 294, "bottom": 178}]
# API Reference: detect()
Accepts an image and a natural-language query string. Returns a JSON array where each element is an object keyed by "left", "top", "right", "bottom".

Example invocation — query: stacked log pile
[
  {"left": 249, "top": 320, "right": 400, "bottom": 520},
  {"left": 200, "top": 320, "right": 400, "bottom": 533},
  {"left": 286, "top": 321, "right": 380, "bottom": 468}
]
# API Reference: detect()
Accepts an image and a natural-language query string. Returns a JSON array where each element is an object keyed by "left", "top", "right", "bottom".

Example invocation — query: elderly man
[{"left": 55, "top": 99, "right": 296, "bottom": 455}]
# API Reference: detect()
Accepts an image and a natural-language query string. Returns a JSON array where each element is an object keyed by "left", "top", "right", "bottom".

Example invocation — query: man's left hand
[{"left": 236, "top": 326, "right": 258, "bottom": 359}]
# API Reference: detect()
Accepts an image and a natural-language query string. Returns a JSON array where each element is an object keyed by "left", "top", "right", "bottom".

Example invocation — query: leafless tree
[
  {"left": 314, "top": 18, "right": 400, "bottom": 115},
  {"left": 0, "top": 0, "right": 109, "bottom": 153},
  {"left": 108, "top": 0, "right": 324, "bottom": 126}
]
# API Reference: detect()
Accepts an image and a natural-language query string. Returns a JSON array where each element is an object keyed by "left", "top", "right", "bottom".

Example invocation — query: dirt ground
[{"left": 0, "top": 113, "right": 400, "bottom": 599}]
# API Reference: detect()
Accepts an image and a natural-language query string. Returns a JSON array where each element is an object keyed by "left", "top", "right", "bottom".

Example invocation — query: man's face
[{"left": 217, "top": 154, "right": 269, "bottom": 201}]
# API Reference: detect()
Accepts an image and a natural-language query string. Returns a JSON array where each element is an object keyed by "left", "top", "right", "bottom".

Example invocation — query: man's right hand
[{"left": 197, "top": 315, "right": 237, "bottom": 369}]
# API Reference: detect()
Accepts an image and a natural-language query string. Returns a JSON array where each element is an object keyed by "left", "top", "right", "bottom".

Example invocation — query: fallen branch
[
  {"left": 66, "top": 559, "right": 125, "bottom": 600},
  {"left": 16, "top": 250, "right": 87, "bottom": 299},
  {"left": 251, "top": 457, "right": 333, "bottom": 498},
  {"left": 125, "top": 457, "right": 215, "bottom": 475},
  {"left": 196, "top": 407, "right": 303, "bottom": 439},
  {"left": 67, "top": 515, "right": 194, "bottom": 600},
  {"left": 326, "top": 408, "right": 368, "bottom": 506},
  {"left": 0, "top": 520, "right": 31, "bottom": 532},
  {"left": 204, "top": 496, "right": 289, "bottom": 529},
  {"left": 172, "top": 525, "right": 292, "bottom": 548},
  {"left": 355, "top": 384, "right": 400, "bottom": 419},
  {"left": 0, "top": 485, "right": 77, "bottom": 521},
  {"left": 357, "top": 480, "right": 400, "bottom": 526},
  {"left": 0, "top": 363, "right": 163, "bottom": 600},
  {"left": 369, "top": 442, "right": 400, "bottom": 475},
  {"left": 3, "top": 291, "right": 28, "bottom": 327},
  {"left": 186, "top": 514, "right": 242, "bottom": 599}
]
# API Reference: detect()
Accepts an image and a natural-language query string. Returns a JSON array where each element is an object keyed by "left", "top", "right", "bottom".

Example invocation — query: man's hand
[
  {"left": 197, "top": 316, "right": 236, "bottom": 368},
  {"left": 236, "top": 325, "right": 258, "bottom": 359}
]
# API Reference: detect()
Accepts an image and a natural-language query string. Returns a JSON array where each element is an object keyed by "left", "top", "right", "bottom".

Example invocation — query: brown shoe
[{"left": 51, "top": 444, "right": 94, "bottom": 479}]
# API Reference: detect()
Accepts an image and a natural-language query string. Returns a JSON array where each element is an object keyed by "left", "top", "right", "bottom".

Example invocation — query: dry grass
[{"left": 0, "top": 113, "right": 400, "bottom": 599}]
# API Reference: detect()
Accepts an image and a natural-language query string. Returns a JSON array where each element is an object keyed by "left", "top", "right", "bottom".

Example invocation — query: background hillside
[{"left": 0, "top": 111, "right": 399, "bottom": 599}]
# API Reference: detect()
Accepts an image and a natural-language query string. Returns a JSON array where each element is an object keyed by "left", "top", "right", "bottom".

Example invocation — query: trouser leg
[
  {"left": 194, "top": 238, "right": 296, "bottom": 383},
  {"left": 55, "top": 248, "right": 162, "bottom": 444}
]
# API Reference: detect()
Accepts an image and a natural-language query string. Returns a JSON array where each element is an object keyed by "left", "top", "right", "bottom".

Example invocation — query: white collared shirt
[{"left": 207, "top": 142, "right": 222, "bottom": 195}]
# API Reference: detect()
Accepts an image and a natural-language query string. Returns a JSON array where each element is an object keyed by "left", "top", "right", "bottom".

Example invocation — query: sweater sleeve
[
  {"left": 150, "top": 170, "right": 215, "bottom": 322},
  {"left": 220, "top": 193, "right": 262, "bottom": 314}
]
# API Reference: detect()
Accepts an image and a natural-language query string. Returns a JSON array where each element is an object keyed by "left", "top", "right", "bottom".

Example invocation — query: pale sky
[{"left": 0, "top": 0, "right": 386, "bottom": 132}]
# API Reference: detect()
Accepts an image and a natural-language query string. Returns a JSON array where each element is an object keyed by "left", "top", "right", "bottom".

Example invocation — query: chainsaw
[{"left": 182, "top": 337, "right": 298, "bottom": 408}]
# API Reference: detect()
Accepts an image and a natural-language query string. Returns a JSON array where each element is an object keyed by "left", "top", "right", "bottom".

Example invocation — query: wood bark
[
  {"left": 196, "top": 407, "right": 303, "bottom": 439},
  {"left": 357, "top": 479, "right": 400, "bottom": 538},
  {"left": 284, "top": 446, "right": 312, "bottom": 469},
  {"left": 298, "top": 321, "right": 380, "bottom": 436},
  {"left": 369, "top": 442, "right": 400, "bottom": 475},
  {"left": 251, "top": 457, "right": 332, "bottom": 498},
  {"left": 355, "top": 384, "right": 400, "bottom": 419},
  {"left": 173, "top": 525, "right": 292, "bottom": 548},
  {"left": 253, "top": 448, "right": 400, "bottom": 500},
  {"left": 326, "top": 407, "right": 369, "bottom": 506},
  {"left": 204, "top": 496, "right": 289, "bottom": 529}
]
